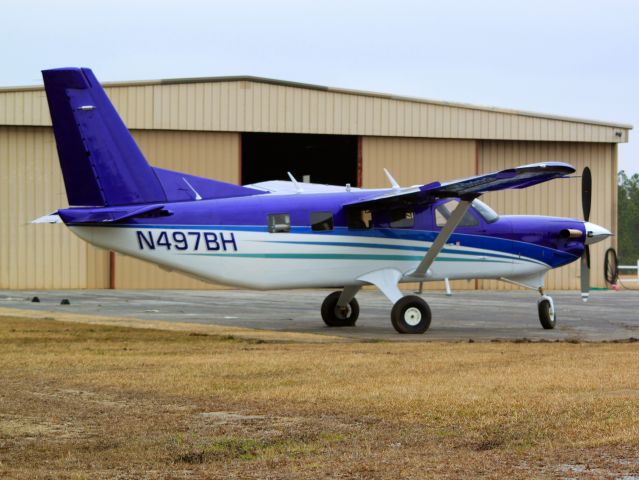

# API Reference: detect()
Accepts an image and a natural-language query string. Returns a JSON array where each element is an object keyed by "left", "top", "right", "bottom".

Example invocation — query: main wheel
[
  {"left": 538, "top": 297, "right": 556, "bottom": 329},
  {"left": 391, "top": 295, "right": 431, "bottom": 334},
  {"left": 321, "top": 291, "right": 359, "bottom": 327}
]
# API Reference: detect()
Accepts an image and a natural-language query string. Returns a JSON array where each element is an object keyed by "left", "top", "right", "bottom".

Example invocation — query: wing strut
[{"left": 411, "top": 198, "right": 476, "bottom": 278}]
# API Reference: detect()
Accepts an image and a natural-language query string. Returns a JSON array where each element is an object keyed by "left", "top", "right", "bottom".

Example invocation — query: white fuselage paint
[{"left": 70, "top": 226, "right": 549, "bottom": 290}]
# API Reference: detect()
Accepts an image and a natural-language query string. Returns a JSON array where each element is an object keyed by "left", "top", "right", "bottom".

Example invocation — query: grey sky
[{"left": 2, "top": 0, "right": 637, "bottom": 174}]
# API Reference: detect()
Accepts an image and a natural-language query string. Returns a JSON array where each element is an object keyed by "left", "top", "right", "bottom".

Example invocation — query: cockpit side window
[
  {"left": 311, "top": 212, "right": 333, "bottom": 231},
  {"left": 435, "top": 200, "right": 479, "bottom": 227},
  {"left": 268, "top": 213, "right": 291, "bottom": 233},
  {"left": 347, "top": 209, "right": 372, "bottom": 229},
  {"left": 389, "top": 209, "right": 414, "bottom": 229}
]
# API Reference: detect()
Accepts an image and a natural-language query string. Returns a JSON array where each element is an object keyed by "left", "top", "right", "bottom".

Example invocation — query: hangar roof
[{"left": 0, "top": 75, "right": 631, "bottom": 143}]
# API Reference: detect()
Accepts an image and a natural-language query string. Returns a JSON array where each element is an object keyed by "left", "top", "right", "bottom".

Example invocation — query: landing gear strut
[
  {"left": 321, "top": 290, "right": 360, "bottom": 327},
  {"left": 537, "top": 287, "right": 556, "bottom": 330}
]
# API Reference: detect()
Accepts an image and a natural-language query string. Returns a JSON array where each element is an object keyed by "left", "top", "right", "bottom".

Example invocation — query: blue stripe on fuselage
[
  {"left": 75, "top": 223, "right": 578, "bottom": 269},
  {"left": 253, "top": 239, "right": 530, "bottom": 265}
]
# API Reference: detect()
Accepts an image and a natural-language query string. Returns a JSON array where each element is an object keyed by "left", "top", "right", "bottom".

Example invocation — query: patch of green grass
[{"left": 174, "top": 431, "right": 345, "bottom": 464}]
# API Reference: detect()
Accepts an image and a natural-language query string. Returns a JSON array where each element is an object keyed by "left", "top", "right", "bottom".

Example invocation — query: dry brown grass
[{"left": 1, "top": 315, "right": 638, "bottom": 479}]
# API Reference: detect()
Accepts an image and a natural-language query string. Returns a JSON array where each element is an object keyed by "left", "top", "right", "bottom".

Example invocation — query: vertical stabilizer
[{"left": 42, "top": 68, "right": 167, "bottom": 206}]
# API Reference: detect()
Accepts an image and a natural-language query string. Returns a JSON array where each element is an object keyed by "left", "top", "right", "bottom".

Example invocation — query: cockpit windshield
[
  {"left": 471, "top": 199, "right": 499, "bottom": 223},
  {"left": 435, "top": 198, "right": 499, "bottom": 228}
]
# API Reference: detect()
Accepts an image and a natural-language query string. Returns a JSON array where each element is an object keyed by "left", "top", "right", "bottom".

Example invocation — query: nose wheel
[{"left": 537, "top": 294, "right": 556, "bottom": 329}]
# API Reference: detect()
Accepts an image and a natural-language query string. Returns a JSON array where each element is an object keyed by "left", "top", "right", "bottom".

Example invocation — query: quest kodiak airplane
[{"left": 35, "top": 68, "right": 611, "bottom": 334}]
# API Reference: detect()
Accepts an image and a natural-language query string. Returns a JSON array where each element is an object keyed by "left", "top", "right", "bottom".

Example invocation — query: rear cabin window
[
  {"left": 347, "top": 209, "right": 372, "bottom": 229},
  {"left": 311, "top": 212, "right": 333, "bottom": 231},
  {"left": 268, "top": 213, "right": 291, "bottom": 233},
  {"left": 389, "top": 209, "right": 414, "bottom": 229},
  {"left": 435, "top": 200, "right": 479, "bottom": 228}
]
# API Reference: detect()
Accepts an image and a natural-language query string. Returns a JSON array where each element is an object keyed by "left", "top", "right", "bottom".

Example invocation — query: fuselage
[{"left": 66, "top": 190, "right": 586, "bottom": 290}]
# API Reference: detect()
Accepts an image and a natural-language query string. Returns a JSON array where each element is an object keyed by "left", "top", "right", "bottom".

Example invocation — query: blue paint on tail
[
  {"left": 43, "top": 68, "right": 166, "bottom": 206},
  {"left": 42, "top": 67, "right": 264, "bottom": 207}
]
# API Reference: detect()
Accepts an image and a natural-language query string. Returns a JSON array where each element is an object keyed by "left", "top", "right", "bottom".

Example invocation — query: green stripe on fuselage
[{"left": 183, "top": 252, "right": 510, "bottom": 262}]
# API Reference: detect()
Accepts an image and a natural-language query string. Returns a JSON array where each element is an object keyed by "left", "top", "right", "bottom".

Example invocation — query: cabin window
[
  {"left": 268, "top": 213, "right": 291, "bottom": 233},
  {"left": 311, "top": 212, "right": 333, "bottom": 231},
  {"left": 435, "top": 200, "right": 479, "bottom": 228},
  {"left": 389, "top": 209, "right": 414, "bottom": 229},
  {"left": 347, "top": 209, "right": 372, "bottom": 229}
]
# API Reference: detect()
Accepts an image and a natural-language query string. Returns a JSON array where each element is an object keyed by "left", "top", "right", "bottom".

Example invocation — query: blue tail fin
[{"left": 42, "top": 68, "right": 167, "bottom": 207}]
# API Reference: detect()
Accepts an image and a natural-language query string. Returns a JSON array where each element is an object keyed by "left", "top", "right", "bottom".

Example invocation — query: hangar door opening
[{"left": 241, "top": 133, "right": 359, "bottom": 186}]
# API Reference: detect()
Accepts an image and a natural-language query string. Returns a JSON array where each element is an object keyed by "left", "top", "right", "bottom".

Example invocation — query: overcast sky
[{"left": 2, "top": 0, "right": 637, "bottom": 174}]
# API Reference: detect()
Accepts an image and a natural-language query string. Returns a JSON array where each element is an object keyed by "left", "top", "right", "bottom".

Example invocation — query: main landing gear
[
  {"left": 390, "top": 295, "right": 431, "bottom": 334},
  {"left": 321, "top": 289, "right": 431, "bottom": 334},
  {"left": 321, "top": 288, "right": 360, "bottom": 327},
  {"left": 321, "top": 269, "right": 433, "bottom": 334}
]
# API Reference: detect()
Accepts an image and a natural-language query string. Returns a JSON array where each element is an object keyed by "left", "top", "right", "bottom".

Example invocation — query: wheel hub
[
  {"left": 404, "top": 307, "right": 422, "bottom": 326},
  {"left": 335, "top": 305, "right": 351, "bottom": 320}
]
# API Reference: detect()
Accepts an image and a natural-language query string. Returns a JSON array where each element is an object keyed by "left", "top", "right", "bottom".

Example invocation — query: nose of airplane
[{"left": 584, "top": 222, "right": 611, "bottom": 245}]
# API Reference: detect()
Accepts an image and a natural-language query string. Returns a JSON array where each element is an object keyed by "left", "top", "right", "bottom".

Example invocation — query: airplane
[{"left": 34, "top": 67, "right": 612, "bottom": 334}]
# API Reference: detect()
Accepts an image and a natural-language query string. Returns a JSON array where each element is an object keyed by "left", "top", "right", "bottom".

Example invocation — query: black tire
[
  {"left": 321, "top": 291, "right": 359, "bottom": 327},
  {"left": 390, "top": 295, "right": 431, "bottom": 334},
  {"left": 538, "top": 298, "right": 556, "bottom": 329},
  {"left": 604, "top": 247, "right": 619, "bottom": 285}
]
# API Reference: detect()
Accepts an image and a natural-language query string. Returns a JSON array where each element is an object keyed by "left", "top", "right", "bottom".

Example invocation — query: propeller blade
[
  {"left": 580, "top": 245, "right": 590, "bottom": 302},
  {"left": 582, "top": 167, "right": 592, "bottom": 222}
]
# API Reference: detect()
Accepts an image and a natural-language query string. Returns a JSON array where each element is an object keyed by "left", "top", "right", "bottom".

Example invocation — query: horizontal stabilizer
[
  {"left": 31, "top": 213, "right": 63, "bottom": 224},
  {"left": 344, "top": 162, "right": 575, "bottom": 209},
  {"left": 57, "top": 204, "right": 167, "bottom": 224}
]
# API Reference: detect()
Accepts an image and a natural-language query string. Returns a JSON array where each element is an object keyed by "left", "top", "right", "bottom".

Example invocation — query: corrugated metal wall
[
  {"left": 362, "top": 137, "right": 478, "bottom": 290},
  {"left": 478, "top": 141, "right": 617, "bottom": 290},
  {"left": 0, "top": 83, "right": 629, "bottom": 143},
  {"left": 113, "top": 130, "right": 240, "bottom": 289},
  {"left": 362, "top": 137, "right": 476, "bottom": 187},
  {"left": 0, "top": 126, "right": 109, "bottom": 289}
]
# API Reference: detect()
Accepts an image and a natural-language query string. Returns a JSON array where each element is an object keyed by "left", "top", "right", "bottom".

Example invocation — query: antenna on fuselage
[
  {"left": 383, "top": 168, "right": 400, "bottom": 190},
  {"left": 182, "top": 177, "right": 202, "bottom": 200},
  {"left": 287, "top": 172, "right": 304, "bottom": 193}
]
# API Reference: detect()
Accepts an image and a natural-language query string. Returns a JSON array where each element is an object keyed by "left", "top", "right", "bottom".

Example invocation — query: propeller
[{"left": 580, "top": 167, "right": 592, "bottom": 302}]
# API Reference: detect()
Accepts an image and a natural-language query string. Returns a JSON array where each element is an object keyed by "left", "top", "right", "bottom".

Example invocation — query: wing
[
  {"left": 343, "top": 162, "right": 575, "bottom": 210},
  {"left": 343, "top": 161, "right": 575, "bottom": 280}
]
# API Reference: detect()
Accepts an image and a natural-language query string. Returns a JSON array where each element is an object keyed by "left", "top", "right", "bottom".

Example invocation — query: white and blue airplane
[{"left": 35, "top": 68, "right": 611, "bottom": 334}]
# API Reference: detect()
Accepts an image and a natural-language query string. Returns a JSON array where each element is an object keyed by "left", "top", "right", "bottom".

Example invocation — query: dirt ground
[{"left": 1, "top": 315, "right": 638, "bottom": 479}]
